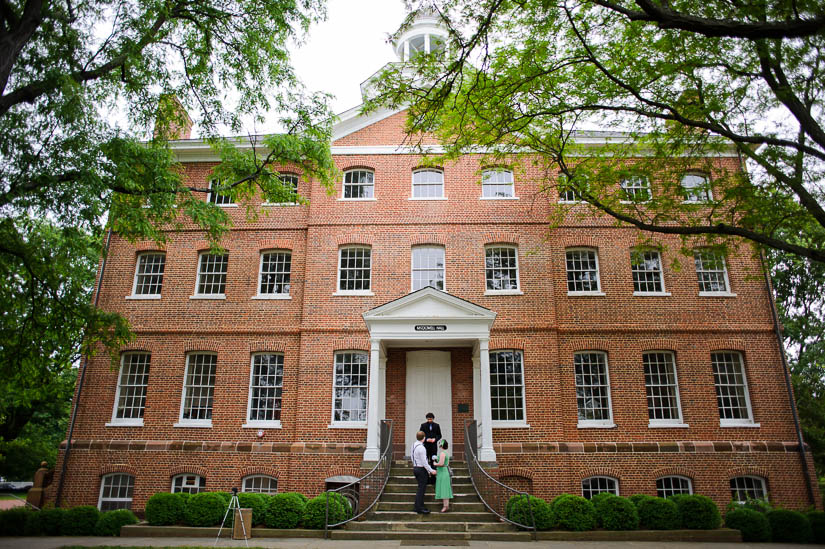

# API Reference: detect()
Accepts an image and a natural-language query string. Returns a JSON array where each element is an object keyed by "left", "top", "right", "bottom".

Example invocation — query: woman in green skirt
[{"left": 434, "top": 439, "right": 453, "bottom": 512}]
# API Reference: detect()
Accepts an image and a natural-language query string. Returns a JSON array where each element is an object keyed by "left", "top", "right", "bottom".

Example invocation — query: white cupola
[{"left": 393, "top": 10, "right": 448, "bottom": 61}]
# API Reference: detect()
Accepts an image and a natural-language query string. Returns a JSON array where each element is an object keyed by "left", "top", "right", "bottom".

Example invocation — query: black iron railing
[
  {"left": 324, "top": 419, "right": 393, "bottom": 537},
  {"left": 464, "top": 419, "right": 536, "bottom": 533}
]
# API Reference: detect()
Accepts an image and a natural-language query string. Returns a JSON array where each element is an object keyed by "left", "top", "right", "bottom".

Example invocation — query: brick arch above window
[
  {"left": 562, "top": 238, "right": 601, "bottom": 250},
  {"left": 170, "top": 466, "right": 208, "bottom": 478},
  {"left": 257, "top": 239, "right": 294, "bottom": 251},
  {"left": 651, "top": 466, "right": 694, "bottom": 480},
  {"left": 239, "top": 467, "right": 280, "bottom": 479},
  {"left": 330, "top": 337, "right": 370, "bottom": 352},
  {"left": 335, "top": 236, "right": 374, "bottom": 246},
  {"left": 119, "top": 342, "right": 153, "bottom": 353},
  {"left": 327, "top": 465, "right": 360, "bottom": 479},
  {"left": 183, "top": 342, "right": 222, "bottom": 352},
  {"left": 497, "top": 467, "right": 534, "bottom": 480},
  {"left": 490, "top": 338, "right": 527, "bottom": 351},
  {"left": 340, "top": 164, "right": 375, "bottom": 173},
  {"left": 410, "top": 235, "right": 447, "bottom": 246},
  {"left": 134, "top": 242, "right": 166, "bottom": 253},
  {"left": 581, "top": 467, "right": 623, "bottom": 480},
  {"left": 727, "top": 466, "right": 770, "bottom": 479},
  {"left": 247, "top": 340, "right": 287, "bottom": 353},
  {"left": 100, "top": 465, "right": 137, "bottom": 477}
]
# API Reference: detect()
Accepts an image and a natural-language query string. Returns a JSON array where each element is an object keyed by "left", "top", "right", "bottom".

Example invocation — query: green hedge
[
  {"left": 302, "top": 493, "right": 352, "bottom": 529},
  {"left": 808, "top": 510, "right": 825, "bottom": 545},
  {"left": 94, "top": 509, "right": 139, "bottom": 536},
  {"left": 507, "top": 495, "right": 554, "bottom": 530},
  {"left": 237, "top": 492, "right": 268, "bottom": 526},
  {"left": 724, "top": 508, "right": 771, "bottom": 542},
  {"left": 767, "top": 509, "right": 812, "bottom": 544},
  {"left": 636, "top": 497, "right": 680, "bottom": 530},
  {"left": 551, "top": 494, "right": 597, "bottom": 531},
  {"left": 60, "top": 505, "right": 100, "bottom": 536},
  {"left": 145, "top": 492, "right": 187, "bottom": 526},
  {"left": 672, "top": 495, "right": 721, "bottom": 530},
  {"left": 266, "top": 493, "right": 307, "bottom": 529},
  {"left": 183, "top": 492, "right": 227, "bottom": 527},
  {"left": 592, "top": 495, "right": 639, "bottom": 531},
  {"left": 627, "top": 494, "right": 655, "bottom": 508},
  {"left": 0, "top": 507, "right": 31, "bottom": 536}
]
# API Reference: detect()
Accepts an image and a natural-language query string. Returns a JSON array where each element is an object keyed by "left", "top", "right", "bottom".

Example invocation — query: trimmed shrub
[
  {"left": 505, "top": 495, "right": 521, "bottom": 520},
  {"left": 0, "top": 507, "right": 31, "bottom": 536},
  {"left": 183, "top": 492, "right": 227, "bottom": 527},
  {"left": 551, "top": 494, "right": 597, "bottom": 531},
  {"left": 23, "top": 511, "right": 44, "bottom": 536},
  {"left": 60, "top": 505, "right": 100, "bottom": 536},
  {"left": 508, "top": 496, "right": 555, "bottom": 530},
  {"left": 37, "top": 508, "right": 65, "bottom": 535},
  {"left": 302, "top": 493, "right": 352, "bottom": 529},
  {"left": 590, "top": 491, "right": 618, "bottom": 510},
  {"left": 237, "top": 493, "right": 267, "bottom": 526},
  {"left": 767, "top": 509, "right": 813, "bottom": 544},
  {"left": 593, "top": 496, "right": 639, "bottom": 531},
  {"left": 266, "top": 492, "right": 307, "bottom": 529},
  {"left": 144, "top": 492, "right": 186, "bottom": 526},
  {"left": 724, "top": 508, "right": 771, "bottom": 542},
  {"left": 628, "top": 494, "right": 656, "bottom": 508},
  {"left": 94, "top": 509, "right": 139, "bottom": 536},
  {"left": 807, "top": 510, "right": 825, "bottom": 545},
  {"left": 637, "top": 497, "right": 681, "bottom": 530},
  {"left": 673, "top": 495, "right": 721, "bottom": 530}
]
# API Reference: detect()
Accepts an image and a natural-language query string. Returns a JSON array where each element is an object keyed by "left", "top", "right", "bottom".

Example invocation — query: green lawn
[{"left": 0, "top": 493, "right": 22, "bottom": 500}]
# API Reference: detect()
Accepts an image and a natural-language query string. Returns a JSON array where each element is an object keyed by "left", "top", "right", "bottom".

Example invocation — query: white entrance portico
[{"left": 361, "top": 287, "right": 497, "bottom": 463}]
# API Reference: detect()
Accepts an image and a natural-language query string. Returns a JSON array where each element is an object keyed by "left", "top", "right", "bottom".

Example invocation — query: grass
[
  {"left": 60, "top": 547, "right": 275, "bottom": 549},
  {"left": 0, "top": 493, "right": 23, "bottom": 500}
]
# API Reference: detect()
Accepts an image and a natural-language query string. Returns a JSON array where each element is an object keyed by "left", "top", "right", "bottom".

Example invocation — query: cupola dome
[{"left": 393, "top": 10, "right": 448, "bottom": 61}]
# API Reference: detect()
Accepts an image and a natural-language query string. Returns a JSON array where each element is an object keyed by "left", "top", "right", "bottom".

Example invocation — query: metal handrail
[
  {"left": 324, "top": 419, "right": 394, "bottom": 538},
  {"left": 463, "top": 419, "right": 536, "bottom": 533}
]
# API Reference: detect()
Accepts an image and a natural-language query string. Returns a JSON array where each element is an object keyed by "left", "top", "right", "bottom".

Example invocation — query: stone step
[
  {"left": 386, "top": 477, "right": 472, "bottom": 486},
  {"left": 367, "top": 511, "right": 499, "bottom": 523},
  {"left": 377, "top": 501, "right": 486, "bottom": 512},
  {"left": 384, "top": 484, "right": 475, "bottom": 494},
  {"left": 344, "top": 521, "right": 516, "bottom": 532},
  {"left": 380, "top": 492, "right": 480, "bottom": 503},
  {"left": 390, "top": 467, "right": 469, "bottom": 475},
  {"left": 330, "top": 530, "right": 533, "bottom": 542}
]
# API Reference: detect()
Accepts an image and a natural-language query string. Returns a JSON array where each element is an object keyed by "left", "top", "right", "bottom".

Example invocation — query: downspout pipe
[
  {"left": 760, "top": 250, "right": 816, "bottom": 506},
  {"left": 55, "top": 227, "right": 113, "bottom": 507}
]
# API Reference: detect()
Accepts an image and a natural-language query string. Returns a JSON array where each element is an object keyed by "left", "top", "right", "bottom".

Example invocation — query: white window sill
[
  {"left": 333, "top": 291, "right": 374, "bottom": 296},
  {"left": 262, "top": 202, "right": 300, "bottom": 207},
  {"left": 567, "top": 291, "right": 606, "bottom": 297},
  {"left": 648, "top": 422, "right": 689, "bottom": 428},
  {"left": 106, "top": 419, "right": 144, "bottom": 427},
  {"left": 328, "top": 423, "right": 368, "bottom": 429},
  {"left": 338, "top": 197, "right": 377, "bottom": 202},
  {"left": 408, "top": 196, "right": 447, "bottom": 200},
  {"left": 492, "top": 422, "right": 530, "bottom": 429},
  {"left": 577, "top": 421, "right": 616, "bottom": 429},
  {"left": 190, "top": 294, "right": 226, "bottom": 300},
  {"left": 214, "top": 204, "right": 239, "bottom": 208},
  {"left": 252, "top": 294, "right": 291, "bottom": 300},
  {"left": 558, "top": 200, "right": 583, "bottom": 204},
  {"left": 173, "top": 421, "right": 213, "bottom": 428},
  {"left": 126, "top": 295, "right": 161, "bottom": 300},
  {"left": 242, "top": 421, "right": 282, "bottom": 429},
  {"left": 479, "top": 196, "right": 518, "bottom": 200},
  {"left": 619, "top": 199, "right": 651, "bottom": 204},
  {"left": 633, "top": 291, "right": 672, "bottom": 297},
  {"left": 681, "top": 199, "right": 712, "bottom": 205},
  {"left": 699, "top": 291, "right": 737, "bottom": 297},
  {"left": 720, "top": 420, "right": 760, "bottom": 428},
  {"left": 485, "top": 290, "right": 524, "bottom": 296}
]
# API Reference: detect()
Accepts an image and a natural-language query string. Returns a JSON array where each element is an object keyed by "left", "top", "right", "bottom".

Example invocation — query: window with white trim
[
  {"left": 247, "top": 353, "right": 283, "bottom": 425},
  {"left": 481, "top": 169, "right": 514, "bottom": 198},
  {"left": 196, "top": 253, "right": 228, "bottom": 296},
  {"left": 489, "top": 350, "right": 526, "bottom": 423},
  {"left": 656, "top": 476, "right": 693, "bottom": 497},
  {"left": 132, "top": 253, "right": 165, "bottom": 296},
  {"left": 565, "top": 249, "right": 601, "bottom": 293},
  {"left": 681, "top": 173, "right": 712, "bottom": 203},
  {"left": 558, "top": 174, "right": 587, "bottom": 203},
  {"left": 98, "top": 473, "right": 134, "bottom": 511},
  {"left": 279, "top": 174, "right": 299, "bottom": 203},
  {"left": 343, "top": 170, "right": 374, "bottom": 199},
  {"left": 631, "top": 250, "right": 665, "bottom": 294},
  {"left": 180, "top": 353, "right": 216, "bottom": 424},
  {"left": 207, "top": 180, "right": 234, "bottom": 205},
  {"left": 411, "top": 246, "right": 445, "bottom": 291},
  {"left": 574, "top": 352, "right": 613, "bottom": 425},
  {"left": 258, "top": 251, "right": 291, "bottom": 296},
  {"left": 112, "top": 353, "right": 150, "bottom": 424},
  {"left": 338, "top": 246, "right": 371, "bottom": 292},
  {"left": 485, "top": 246, "right": 519, "bottom": 292},
  {"left": 694, "top": 250, "right": 731, "bottom": 293},
  {"left": 581, "top": 477, "right": 618, "bottom": 499},
  {"left": 172, "top": 474, "right": 205, "bottom": 494},
  {"left": 643, "top": 352, "right": 683, "bottom": 424},
  {"left": 332, "top": 351, "right": 368, "bottom": 423},
  {"left": 711, "top": 352, "right": 754, "bottom": 425},
  {"left": 242, "top": 475, "right": 278, "bottom": 494},
  {"left": 412, "top": 169, "right": 444, "bottom": 198},
  {"left": 730, "top": 476, "right": 767, "bottom": 502},
  {"left": 620, "top": 176, "right": 651, "bottom": 202}
]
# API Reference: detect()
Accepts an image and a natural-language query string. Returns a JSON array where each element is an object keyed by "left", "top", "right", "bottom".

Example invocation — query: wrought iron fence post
[{"left": 324, "top": 491, "right": 329, "bottom": 539}]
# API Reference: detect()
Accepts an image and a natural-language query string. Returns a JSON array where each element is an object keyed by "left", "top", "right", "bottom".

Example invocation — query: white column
[
  {"left": 424, "top": 33, "right": 431, "bottom": 54},
  {"left": 478, "top": 338, "right": 497, "bottom": 462},
  {"left": 363, "top": 339, "right": 381, "bottom": 461},
  {"left": 378, "top": 354, "right": 387, "bottom": 426},
  {"left": 472, "top": 352, "right": 481, "bottom": 431},
  {"left": 403, "top": 41, "right": 410, "bottom": 62}
]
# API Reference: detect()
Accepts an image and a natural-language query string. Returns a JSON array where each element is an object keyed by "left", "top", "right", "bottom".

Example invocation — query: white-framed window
[
  {"left": 711, "top": 351, "right": 755, "bottom": 426},
  {"left": 337, "top": 246, "right": 372, "bottom": 294},
  {"left": 411, "top": 169, "right": 444, "bottom": 198},
  {"left": 574, "top": 352, "right": 613, "bottom": 427},
  {"left": 631, "top": 250, "right": 666, "bottom": 294},
  {"left": 481, "top": 169, "right": 515, "bottom": 198},
  {"left": 258, "top": 250, "right": 291, "bottom": 297},
  {"left": 581, "top": 476, "right": 618, "bottom": 499},
  {"left": 178, "top": 353, "right": 216, "bottom": 426},
  {"left": 131, "top": 253, "right": 165, "bottom": 297},
  {"left": 207, "top": 179, "right": 234, "bottom": 205},
  {"left": 656, "top": 476, "right": 693, "bottom": 498},
  {"left": 412, "top": 246, "right": 445, "bottom": 291},
  {"left": 485, "top": 246, "right": 520, "bottom": 293},
  {"left": 343, "top": 169, "right": 374, "bottom": 199},
  {"left": 694, "top": 250, "right": 732, "bottom": 294},
  {"left": 110, "top": 352, "right": 150, "bottom": 426},
  {"left": 331, "top": 351, "right": 368, "bottom": 425},
  {"left": 242, "top": 475, "right": 278, "bottom": 494},
  {"left": 565, "top": 249, "right": 602, "bottom": 294},
  {"left": 643, "top": 352, "right": 684, "bottom": 426},
  {"left": 280, "top": 173, "right": 299, "bottom": 202},
  {"left": 558, "top": 174, "right": 587, "bottom": 203},
  {"left": 246, "top": 353, "right": 284, "bottom": 427},
  {"left": 489, "top": 350, "right": 526, "bottom": 424},
  {"left": 98, "top": 473, "right": 134, "bottom": 511},
  {"left": 730, "top": 476, "right": 768, "bottom": 502},
  {"left": 172, "top": 474, "right": 205, "bottom": 494},
  {"left": 681, "top": 173, "right": 712, "bottom": 203},
  {"left": 195, "top": 253, "right": 228, "bottom": 297},
  {"left": 620, "top": 176, "right": 651, "bottom": 202}
]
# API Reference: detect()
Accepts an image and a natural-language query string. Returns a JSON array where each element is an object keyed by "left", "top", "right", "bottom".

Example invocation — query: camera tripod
[{"left": 214, "top": 487, "right": 249, "bottom": 547}]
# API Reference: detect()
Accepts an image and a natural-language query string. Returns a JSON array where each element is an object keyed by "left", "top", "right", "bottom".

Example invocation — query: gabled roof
[{"left": 363, "top": 287, "right": 496, "bottom": 322}]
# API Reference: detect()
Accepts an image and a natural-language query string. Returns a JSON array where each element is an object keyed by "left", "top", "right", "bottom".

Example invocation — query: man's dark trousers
[{"left": 413, "top": 466, "right": 429, "bottom": 511}]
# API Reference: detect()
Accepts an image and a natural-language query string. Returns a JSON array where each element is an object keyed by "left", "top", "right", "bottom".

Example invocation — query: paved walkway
[
  {"left": 0, "top": 538, "right": 815, "bottom": 549},
  {"left": 0, "top": 498, "right": 26, "bottom": 510}
]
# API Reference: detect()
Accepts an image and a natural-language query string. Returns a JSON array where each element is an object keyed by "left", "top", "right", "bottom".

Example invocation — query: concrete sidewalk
[{"left": 0, "top": 537, "right": 815, "bottom": 549}]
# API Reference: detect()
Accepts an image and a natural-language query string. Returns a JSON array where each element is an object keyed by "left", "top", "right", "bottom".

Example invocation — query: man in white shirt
[{"left": 410, "top": 430, "right": 436, "bottom": 513}]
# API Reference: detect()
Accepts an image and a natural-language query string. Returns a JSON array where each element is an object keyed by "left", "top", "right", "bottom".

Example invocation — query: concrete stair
[{"left": 330, "top": 460, "right": 532, "bottom": 541}]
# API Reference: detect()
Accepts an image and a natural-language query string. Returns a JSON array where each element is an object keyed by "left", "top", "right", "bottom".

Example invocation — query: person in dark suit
[{"left": 419, "top": 412, "right": 442, "bottom": 471}]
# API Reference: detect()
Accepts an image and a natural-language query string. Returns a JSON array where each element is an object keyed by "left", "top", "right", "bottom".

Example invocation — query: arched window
[
  {"left": 581, "top": 476, "right": 618, "bottom": 499},
  {"left": 98, "top": 473, "right": 134, "bottom": 511},
  {"left": 730, "top": 476, "right": 767, "bottom": 502},
  {"left": 656, "top": 476, "right": 693, "bottom": 497},
  {"left": 343, "top": 169, "right": 374, "bottom": 199},
  {"left": 172, "top": 473, "right": 205, "bottom": 494},
  {"left": 619, "top": 176, "right": 651, "bottom": 202},
  {"left": 681, "top": 173, "right": 712, "bottom": 203},
  {"left": 481, "top": 169, "right": 514, "bottom": 198},
  {"left": 242, "top": 475, "right": 278, "bottom": 494},
  {"left": 412, "top": 169, "right": 444, "bottom": 198}
]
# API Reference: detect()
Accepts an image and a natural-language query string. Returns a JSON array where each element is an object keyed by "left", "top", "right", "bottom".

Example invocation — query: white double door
[{"left": 405, "top": 350, "right": 452, "bottom": 458}]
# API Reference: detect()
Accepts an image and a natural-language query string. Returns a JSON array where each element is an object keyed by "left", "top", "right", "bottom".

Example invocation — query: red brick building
[{"left": 49, "top": 15, "right": 820, "bottom": 515}]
